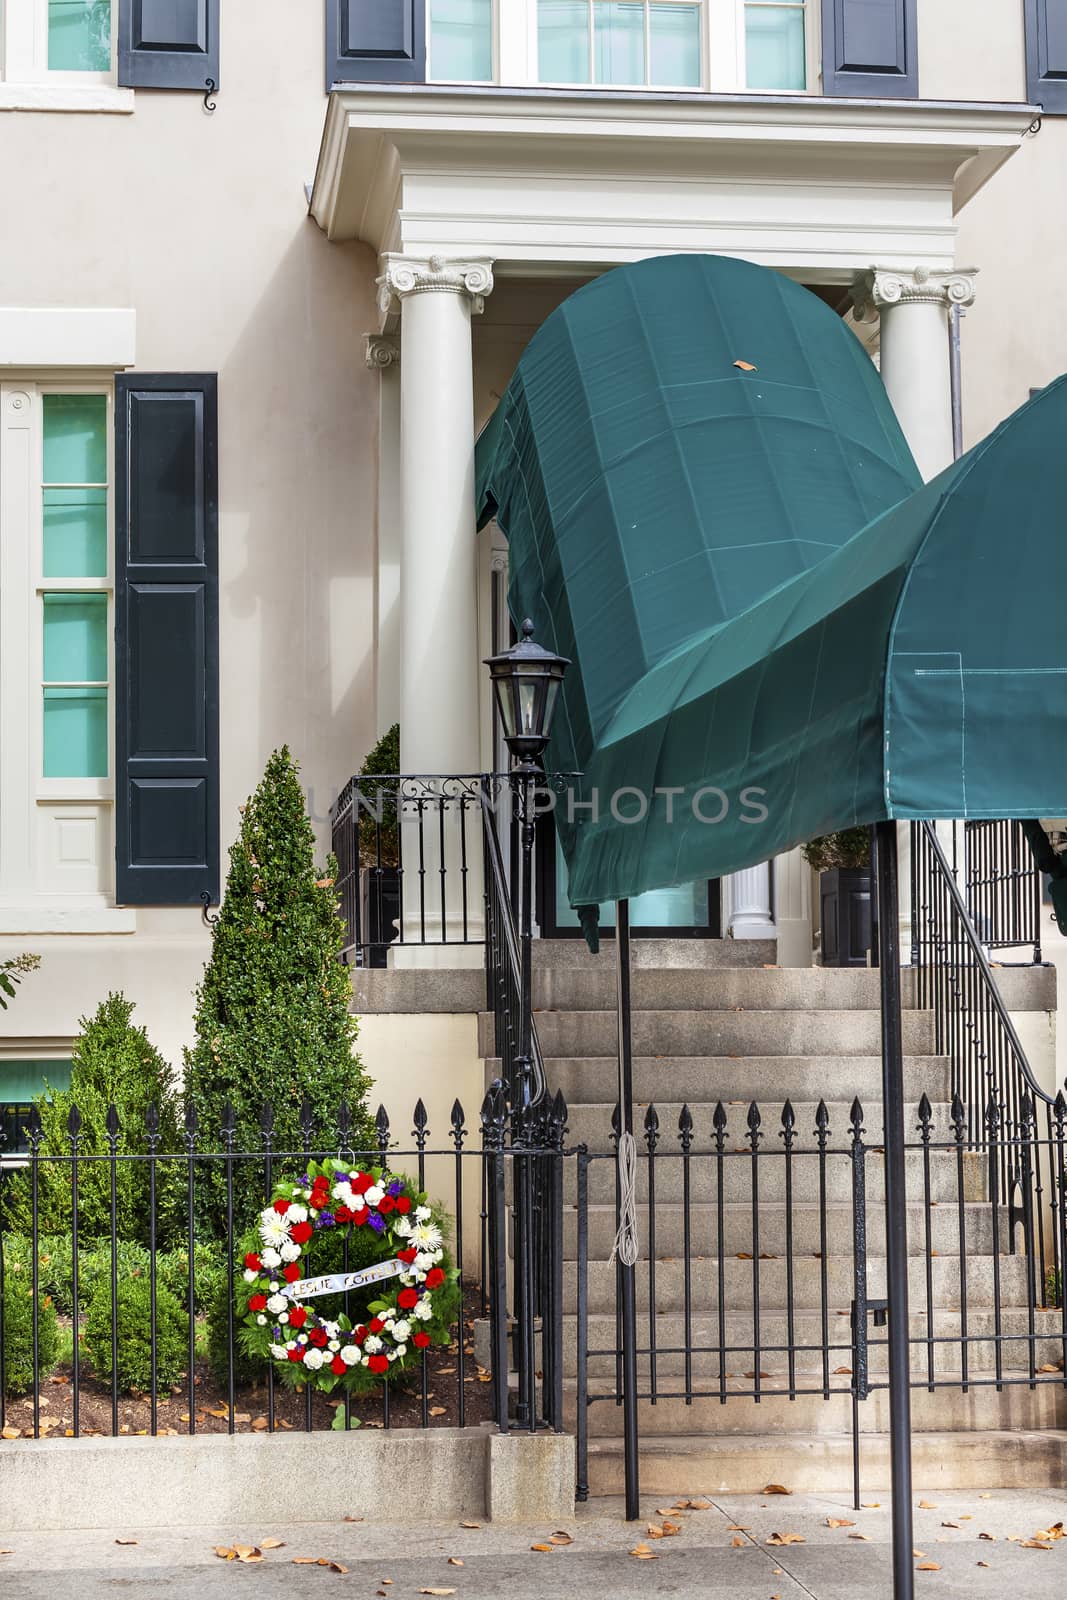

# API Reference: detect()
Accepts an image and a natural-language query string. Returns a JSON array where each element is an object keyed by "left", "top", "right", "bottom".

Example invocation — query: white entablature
[{"left": 310, "top": 85, "right": 1034, "bottom": 281}]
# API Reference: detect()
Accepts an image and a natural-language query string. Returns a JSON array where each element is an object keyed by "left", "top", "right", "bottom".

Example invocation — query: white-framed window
[
  {"left": 0, "top": 381, "right": 116, "bottom": 910},
  {"left": 1, "top": 0, "right": 115, "bottom": 86},
  {"left": 426, "top": 1, "right": 816, "bottom": 95}
]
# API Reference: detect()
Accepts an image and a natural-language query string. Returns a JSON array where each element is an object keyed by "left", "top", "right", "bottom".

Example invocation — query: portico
[{"left": 311, "top": 84, "right": 1031, "bottom": 957}]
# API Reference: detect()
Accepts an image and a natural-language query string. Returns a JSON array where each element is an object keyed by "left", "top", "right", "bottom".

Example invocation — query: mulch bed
[{"left": 1, "top": 1287, "right": 493, "bottom": 1440}]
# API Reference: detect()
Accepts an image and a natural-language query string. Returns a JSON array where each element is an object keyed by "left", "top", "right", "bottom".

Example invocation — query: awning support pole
[
  {"left": 873, "top": 822, "right": 915, "bottom": 1600},
  {"left": 615, "top": 898, "right": 640, "bottom": 1520}
]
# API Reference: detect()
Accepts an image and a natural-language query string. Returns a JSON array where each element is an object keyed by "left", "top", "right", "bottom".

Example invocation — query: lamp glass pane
[
  {"left": 538, "top": 0, "right": 591, "bottom": 80},
  {"left": 517, "top": 678, "right": 541, "bottom": 736}
]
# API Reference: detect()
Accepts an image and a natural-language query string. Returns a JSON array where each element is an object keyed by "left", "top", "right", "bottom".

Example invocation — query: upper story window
[
  {"left": 426, "top": 0, "right": 813, "bottom": 94},
  {"left": 48, "top": 0, "right": 112, "bottom": 71}
]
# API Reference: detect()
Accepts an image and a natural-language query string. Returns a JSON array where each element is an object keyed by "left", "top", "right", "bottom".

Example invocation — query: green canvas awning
[{"left": 477, "top": 253, "right": 1067, "bottom": 917}]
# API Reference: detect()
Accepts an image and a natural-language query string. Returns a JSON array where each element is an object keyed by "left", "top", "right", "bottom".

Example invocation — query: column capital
[
  {"left": 365, "top": 334, "right": 400, "bottom": 371},
  {"left": 377, "top": 254, "right": 495, "bottom": 321},
  {"left": 850, "top": 266, "right": 978, "bottom": 324}
]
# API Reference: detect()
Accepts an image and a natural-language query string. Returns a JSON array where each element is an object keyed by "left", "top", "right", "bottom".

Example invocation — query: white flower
[
  {"left": 412, "top": 1299, "right": 433, "bottom": 1322},
  {"left": 364, "top": 1335, "right": 383, "bottom": 1354},
  {"left": 278, "top": 1312, "right": 290, "bottom": 1325},
  {"left": 409, "top": 1220, "right": 443, "bottom": 1252},
  {"left": 303, "top": 1348, "right": 325, "bottom": 1371},
  {"left": 351, "top": 1192, "right": 366, "bottom": 1210},
  {"left": 261, "top": 1247, "right": 282, "bottom": 1269},
  {"left": 259, "top": 1214, "right": 289, "bottom": 1248},
  {"left": 364, "top": 1185, "right": 385, "bottom": 1207},
  {"left": 268, "top": 1281, "right": 279, "bottom": 1293},
  {"left": 287, "top": 1204, "right": 308, "bottom": 1224},
  {"left": 328, "top": 1340, "right": 340, "bottom": 1353},
  {"left": 413, "top": 1252, "right": 434, "bottom": 1274},
  {"left": 393, "top": 1216, "right": 411, "bottom": 1237},
  {"left": 242, "top": 1268, "right": 259, "bottom": 1284},
  {"left": 321, "top": 1320, "right": 340, "bottom": 1339},
  {"left": 394, "top": 1344, "right": 407, "bottom": 1359},
  {"left": 285, "top": 1340, "right": 297, "bottom": 1352},
  {"left": 279, "top": 1241, "right": 301, "bottom": 1263},
  {"left": 256, "top": 1314, "right": 267, "bottom": 1326},
  {"left": 340, "top": 1346, "right": 360, "bottom": 1367},
  {"left": 332, "top": 1181, "right": 354, "bottom": 1208},
  {"left": 266, "top": 1294, "right": 287, "bottom": 1314},
  {"left": 391, "top": 1320, "right": 411, "bottom": 1342},
  {"left": 415, "top": 1206, "right": 432, "bottom": 1222},
  {"left": 270, "top": 1343, "right": 287, "bottom": 1359}
]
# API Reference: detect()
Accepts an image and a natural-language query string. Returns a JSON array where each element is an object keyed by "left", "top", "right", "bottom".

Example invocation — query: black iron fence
[
  {"left": 0, "top": 1092, "right": 567, "bottom": 1444},
  {"left": 964, "top": 818, "right": 1043, "bottom": 961}
]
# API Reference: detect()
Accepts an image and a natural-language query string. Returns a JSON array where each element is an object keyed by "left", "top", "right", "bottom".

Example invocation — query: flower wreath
[{"left": 235, "top": 1159, "right": 457, "bottom": 1392}]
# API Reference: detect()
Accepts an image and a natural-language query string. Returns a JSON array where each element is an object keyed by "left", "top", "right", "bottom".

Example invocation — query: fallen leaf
[
  {"left": 686, "top": 1499, "right": 712, "bottom": 1510},
  {"left": 1039, "top": 1364, "right": 1059, "bottom": 1373},
  {"left": 460, "top": 1522, "right": 480, "bottom": 1530},
  {"left": 849, "top": 1533, "right": 870, "bottom": 1541},
  {"left": 978, "top": 1533, "right": 995, "bottom": 1541},
  {"left": 727, "top": 1525, "right": 751, "bottom": 1532},
  {"left": 917, "top": 1561, "right": 941, "bottom": 1571},
  {"left": 114, "top": 1539, "right": 138, "bottom": 1546},
  {"left": 214, "top": 1547, "right": 237, "bottom": 1560},
  {"left": 260, "top": 1538, "right": 285, "bottom": 1550},
  {"left": 917, "top": 1500, "right": 937, "bottom": 1510},
  {"left": 731, "top": 1535, "right": 746, "bottom": 1548},
  {"left": 941, "top": 1522, "right": 959, "bottom": 1530},
  {"left": 1021, "top": 1540, "right": 1052, "bottom": 1550},
  {"left": 767, "top": 1532, "right": 806, "bottom": 1546},
  {"left": 763, "top": 1484, "right": 792, "bottom": 1496},
  {"left": 629, "top": 1544, "right": 658, "bottom": 1560},
  {"left": 418, "top": 1589, "right": 458, "bottom": 1595},
  {"left": 206, "top": 1407, "right": 229, "bottom": 1419},
  {"left": 979, "top": 1493, "right": 992, "bottom": 1500},
  {"left": 549, "top": 1532, "right": 573, "bottom": 1546},
  {"left": 328, "top": 1563, "right": 349, "bottom": 1575},
  {"left": 862, "top": 1503, "right": 881, "bottom": 1509},
  {"left": 251, "top": 1417, "right": 269, "bottom": 1432},
  {"left": 977, "top": 1560, "right": 991, "bottom": 1567},
  {"left": 429, "top": 1407, "right": 447, "bottom": 1418},
  {"left": 1, "top": 1427, "right": 20, "bottom": 1441},
  {"left": 733, "top": 360, "right": 758, "bottom": 372},
  {"left": 914, "top": 1550, "right": 926, "bottom": 1559},
  {"left": 343, "top": 1516, "right": 363, "bottom": 1524},
  {"left": 826, "top": 1518, "right": 855, "bottom": 1529},
  {"left": 530, "top": 1544, "right": 555, "bottom": 1552},
  {"left": 834, "top": 1366, "right": 853, "bottom": 1375},
  {"left": 447, "top": 1558, "right": 464, "bottom": 1566}
]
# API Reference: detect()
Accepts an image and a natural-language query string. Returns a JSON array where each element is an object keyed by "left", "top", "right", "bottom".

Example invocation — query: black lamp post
[{"left": 484, "top": 620, "right": 569, "bottom": 1431}]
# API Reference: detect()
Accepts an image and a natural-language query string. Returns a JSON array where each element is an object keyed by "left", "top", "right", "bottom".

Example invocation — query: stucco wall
[{"left": 0, "top": 3, "right": 381, "bottom": 1062}]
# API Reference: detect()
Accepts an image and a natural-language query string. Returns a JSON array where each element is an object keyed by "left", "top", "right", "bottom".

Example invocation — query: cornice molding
[
  {"left": 850, "top": 266, "right": 978, "bottom": 322},
  {"left": 377, "top": 255, "right": 495, "bottom": 320}
]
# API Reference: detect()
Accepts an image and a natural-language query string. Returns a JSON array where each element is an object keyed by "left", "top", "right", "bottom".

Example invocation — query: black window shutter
[
  {"left": 117, "top": 0, "right": 220, "bottom": 91},
  {"left": 1026, "top": 0, "right": 1067, "bottom": 112},
  {"left": 327, "top": 0, "right": 426, "bottom": 90},
  {"left": 821, "top": 0, "right": 917, "bottom": 98},
  {"left": 115, "top": 375, "right": 219, "bottom": 907}
]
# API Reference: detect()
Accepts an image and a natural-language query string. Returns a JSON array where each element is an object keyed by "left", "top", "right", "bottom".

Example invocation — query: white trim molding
[
  {"left": 310, "top": 86, "right": 1034, "bottom": 280},
  {"left": 0, "top": 308, "right": 136, "bottom": 369},
  {"left": 0, "top": 84, "right": 132, "bottom": 113}
]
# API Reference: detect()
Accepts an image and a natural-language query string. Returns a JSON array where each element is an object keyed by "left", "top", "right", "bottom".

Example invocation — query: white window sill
[
  {"left": 0, "top": 900, "right": 136, "bottom": 934},
  {"left": 0, "top": 83, "right": 133, "bottom": 114}
]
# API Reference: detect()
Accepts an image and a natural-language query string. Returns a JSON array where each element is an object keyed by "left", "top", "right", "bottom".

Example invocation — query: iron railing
[
  {"left": 0, "top": 1093, "right": 568, "bottom": 1442},
  {"left": 964, "top": 818, "right": 1043, "bottom": 961}
]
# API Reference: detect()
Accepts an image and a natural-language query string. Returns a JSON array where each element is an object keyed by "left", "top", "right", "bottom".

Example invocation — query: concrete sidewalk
[{"left": 4, "top": 1488, "right": 1067, "bottom": 1598}]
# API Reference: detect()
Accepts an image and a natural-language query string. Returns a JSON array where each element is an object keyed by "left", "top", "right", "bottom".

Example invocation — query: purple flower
[
  {"left": 368, "top": 1211, "right": 386, "bottom": 1234},
  {"left": 301, "top": 1173, "right": 311, "bottom": 1187},
  {"left": 388, "top": 1179, "right": 403, "bottom": 1197},
  {"left": 314, "top": 1211, "right": 336, "bottom": 1229}
]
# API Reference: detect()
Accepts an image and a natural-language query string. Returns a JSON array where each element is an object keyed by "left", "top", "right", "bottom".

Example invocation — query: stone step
[
  {"left": 564, "top": 1146, "right": 985, "bottom": 1205},
  {"left": 486, "top": 1008, "right": 937, "bottom": 1059},
  {"left": 571, "top": 1374, "right": 1067, "bottom": 1437},
  {"left": 565, "top": 1252, "right": 1032, "bottom": 1316},
  {"left": 564, "top": 1099, "right": 962, "bottom": 1149},
  {"left": 534, "top": 966, "right": 891, "bottom": 1012},
  {"left": 567, "top": 1307, "right": 1062, "bottom": 1378},
  {"left": 565, "top": 1201, "right": 1009, "bottom": 1259},
  {"left": 536, "top": 1055, "right": 952, "bottom": 1106},
  {"left": 583, "top": 1427, "right": 1067, "bottom": 1495},
  {"left": 532, "top": 938, "right": 777, "bottom": 971}
]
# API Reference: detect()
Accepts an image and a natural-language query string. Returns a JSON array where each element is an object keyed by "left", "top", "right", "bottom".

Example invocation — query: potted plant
[
  {"left": 357, "top": 724, "right": 401, "bottom": 967},
  {"left": 802, "top": 827, "right": 873, "bottom": 968}
]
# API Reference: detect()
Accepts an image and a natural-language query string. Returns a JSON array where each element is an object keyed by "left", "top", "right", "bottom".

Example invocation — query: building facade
[{"left": 0, "top": 0, "right": 1064, "bottom": 1117}]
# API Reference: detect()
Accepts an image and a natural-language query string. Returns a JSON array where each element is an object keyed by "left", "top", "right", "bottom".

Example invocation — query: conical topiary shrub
[{"left": 184, "top": 747, "right": 374, "bottom": 1234}]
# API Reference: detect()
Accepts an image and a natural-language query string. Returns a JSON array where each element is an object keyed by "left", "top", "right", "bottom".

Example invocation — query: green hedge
[
  {"left": 2, "top": 1266, "right": 59, "bottom": 1397},
  {"left": 83, "top": 1275, "right": 189, "bottom": 1395}
]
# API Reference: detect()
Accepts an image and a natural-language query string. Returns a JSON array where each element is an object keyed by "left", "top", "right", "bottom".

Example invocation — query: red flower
[
  {"left": 367, "top": 1354, "right": 389, "bottom": 1375},
  {"left": 309, "top": 1327, "right": 328, "bottom": 1348},
  {"left": 244, "top": 1252, "right": 262, "bottom": 1271},
  {"left": 247, "top": 1293, "right": 267, "bottom": 1312},
  {"left": 368, "top": 1317, "right": 384, "bottom": 1335},
  {"left": 335, "top": 1205, "right": 352, "bottom": 1224},
  {"left": 289, "top": 1307, "right": 308, "bottom": 1329},
  {"left": 352, "top": 1210, "right": 367, "bottom": 1227},
  {"left": 273, "top": 1198, "right": 290, "bottom": 1216},
  {"left": 284, "top": 1263, "right": 301, "bottom": 1283},
  {"left": 397, "top": 1288, "right": 418, "bottom": 1311},
  {"left": 412, "top": 1331, "right": 431, "bottom": 1349},
  {"left": 353, "top": 1326, "right": 367, "bottom": 1345},
  {"left": 397, "top": 1247, "right": 418, "bottom": 1264},
  {"left": 395, "top": 1197, "right": 412, "bottom": 1215},
  {"left": 290, "top": 1221, "right": 313, "bottom": 1244},
  {"left": 424, "top": 1267, "right": 445, "bottom": 1290},
  {"left": 353, "top": 1172, "right": 374, "bottom": 1195},
  {"left": 287, "top": 1347, "right": 305, "bottom": 1363},
  {"left": 330, "top": 1356, "right": 347, "bottom": 1376},
  {"left": 378, "top": 1195, "right": 395, "bottom": 1215}
]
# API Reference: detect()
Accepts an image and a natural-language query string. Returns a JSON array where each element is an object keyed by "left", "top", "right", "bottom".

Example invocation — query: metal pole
[
  {"left": 514, "top": 768, "right": 537, "bottom": 1429},
  {"left": 873, "top": 821, "right": 915, "bottom": 1600},
  {"left": 615, "top": 898, "right": 640, "bottom": 1520}
]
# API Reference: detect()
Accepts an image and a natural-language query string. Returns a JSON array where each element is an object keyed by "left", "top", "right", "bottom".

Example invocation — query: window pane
[
  {"left": 48, "top": 0, "right": 111, "bottom": 71},
  {"left": 43, "top": 593, "right": 108, "bottom": 683},
  {"left": 650, "top": 2, "right": 701, "bottom": 85},
  {"left": 43, "top": 687, "right": 108, "bottom": 778},
  {"left": 43, "top": 394, "right": 107, "bottom": 484},
  {"left": 745, "top": 3, "right": 806, "bottom": 90},
  {"left": 430, "top": 0, "right": 493, "bottom": 80},
  {"left": 43, "top": 488, "right": 108, "bottom": 578},
  {"left": 594, "top": 1, "right": 646, "bottom": 84},
  {"left": 539, "top": 0, "right": 591, "bottom": 81}
]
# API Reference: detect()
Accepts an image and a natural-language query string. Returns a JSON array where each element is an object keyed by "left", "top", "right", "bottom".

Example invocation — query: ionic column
[
  {"left": 365, "top": 335, "right": 402, "bottom": 735},
  {"left": 725, "top": 862, "right": 776, "bottom": 941},
  {"left": 850, "top": 266, "right": 977, "bottom": 482},
  {"left": 377, "top": 255, "right": 494, "bottom": 960}
]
